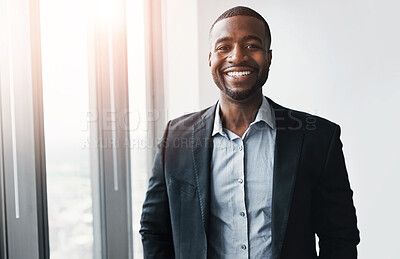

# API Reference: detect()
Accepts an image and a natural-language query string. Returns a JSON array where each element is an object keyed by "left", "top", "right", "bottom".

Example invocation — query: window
[
  {"left": 0, "top": 0, "right": 164, "bottom": 258},
  {"left": 126, "top": 0, "right": 149, "bottom": 257},
  {"left": 40, "top": 0, "right": 94, "bottom": 258}
]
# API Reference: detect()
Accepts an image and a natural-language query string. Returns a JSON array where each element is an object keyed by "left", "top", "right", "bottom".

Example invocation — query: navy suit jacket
[{"left": 140, "top": 97, "right": 360, "bottom": 259}]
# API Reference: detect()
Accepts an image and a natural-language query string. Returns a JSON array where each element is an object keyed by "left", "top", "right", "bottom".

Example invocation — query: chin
[{"left": 223, "top": 86, "right": 261, "bottom": 101}]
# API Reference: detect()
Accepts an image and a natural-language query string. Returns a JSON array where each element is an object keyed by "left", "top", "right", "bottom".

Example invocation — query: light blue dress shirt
[{"left": 208, "top": 97, "right": 276, "bottom": 259}]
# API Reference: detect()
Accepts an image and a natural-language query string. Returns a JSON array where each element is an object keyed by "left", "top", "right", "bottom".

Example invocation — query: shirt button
[
  {"left": 241, "top": 244, "right": 247, "bottom": 250},
  {"left": 238, "top": 146, "right": 243, "bottom": 151},
  {"left": 237, "top": 178, "right": 243, "bottom": 184},
  {"left": 240, "top": 211, "right": 246, "bottom": 217}
]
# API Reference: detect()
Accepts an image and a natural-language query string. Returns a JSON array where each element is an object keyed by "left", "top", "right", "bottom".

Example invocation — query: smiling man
[{"left": 140, "top": 6, "right": 360, "bottom": 259}]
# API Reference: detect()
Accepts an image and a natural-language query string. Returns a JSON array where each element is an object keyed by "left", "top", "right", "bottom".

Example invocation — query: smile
[{"left": 226, "top": 71, "right": 252, "bottom": 78}]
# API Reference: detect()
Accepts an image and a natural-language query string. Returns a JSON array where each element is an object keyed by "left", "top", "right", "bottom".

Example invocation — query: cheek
[
  {"left": 210, "top": 59, "right": 223, "bottom": 73},
  {"left": 251, "top": 53, "right": 269, "bottom": 65},
  {"left": 255, "top": 58, "right": 270, "bottom": 72},
  {"left": 211, "top": 53, "right": 226, "bottom": 66}
]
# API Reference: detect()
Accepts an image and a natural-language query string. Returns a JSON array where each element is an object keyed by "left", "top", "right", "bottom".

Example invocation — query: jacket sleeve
[
  {"left": 314, "top": 125, "right": 360, "bottom": 258},
  {"left": 140, "top": 122, "right": 175, "bottom": 259}
]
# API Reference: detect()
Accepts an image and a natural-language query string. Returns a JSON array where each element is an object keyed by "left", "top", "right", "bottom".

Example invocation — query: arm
[
  {"left": 140, "top": 122, "right": 175, "bottom": 259},
  {"left": 314, "top": 125, "right": 360, "bottom": 258}
]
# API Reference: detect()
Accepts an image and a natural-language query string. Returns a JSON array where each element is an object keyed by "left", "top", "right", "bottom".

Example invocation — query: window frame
[
  {"left": 0, "top": 0, "right": 49, "bottom": 258},
  {"left": 87, "top": 0, "right": 133, "bottom": 257}
]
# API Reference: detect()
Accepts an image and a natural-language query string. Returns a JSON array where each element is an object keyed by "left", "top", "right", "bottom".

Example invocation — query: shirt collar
[
  {"left": 212, "top": 101, "right": 225, "bottom": 137},
  {"left": 212, "top": 97, "right": 275, "bottom": 137},
  {"left": 253, "top": 96, "right": 275, "bottom": 129}
]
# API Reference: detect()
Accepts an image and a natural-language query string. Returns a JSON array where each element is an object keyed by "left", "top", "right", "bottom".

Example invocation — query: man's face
[{"left": 209, "top": 16, "right": 272, "bottom": 102}]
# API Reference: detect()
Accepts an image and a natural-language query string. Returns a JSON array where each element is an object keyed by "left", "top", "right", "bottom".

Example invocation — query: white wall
[
  {"left": 163, "top": 0, "right": 200, "bottom": 120},
  {"left": 165, "top": 0, "right": 400, "bottom": 257}
]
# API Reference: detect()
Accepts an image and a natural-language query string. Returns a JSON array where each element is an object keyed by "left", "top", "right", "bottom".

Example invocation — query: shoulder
[
  {"left": 268, "top": 98, "right": 344, "bottom": 169},
  {"left": 158, "top": 105, "right": 216, "bottom": 155},
  {"left": 166, "top": 104, "right": 217, "bottom": 133},
  {"left": 267, "top": 97, "right": 340, "bottom": 135}
]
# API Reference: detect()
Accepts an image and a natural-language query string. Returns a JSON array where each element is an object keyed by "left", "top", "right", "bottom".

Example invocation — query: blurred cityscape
[{"left": 47, "top": 175, "right": 93, "bottom": 259}]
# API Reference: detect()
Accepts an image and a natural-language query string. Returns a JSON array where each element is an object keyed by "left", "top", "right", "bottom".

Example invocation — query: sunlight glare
[{"left": 95, "top": 0, "right": 116, "bottom": 22}]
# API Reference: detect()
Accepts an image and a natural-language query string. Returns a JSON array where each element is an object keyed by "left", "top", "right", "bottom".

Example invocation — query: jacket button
[{"left": 241, "top": 244, "right": 247, "bottom": 250}]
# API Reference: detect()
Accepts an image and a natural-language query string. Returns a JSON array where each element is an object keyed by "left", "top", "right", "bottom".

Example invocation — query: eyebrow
[
  {"left": 214, "top": 35, "right": 264, "bottom": 47},
  {"left": 242, "top": 35, "right": 263, "bottom": 45},
  {"left": 214, "top": 36, "right": 233, "bottom": 46}
]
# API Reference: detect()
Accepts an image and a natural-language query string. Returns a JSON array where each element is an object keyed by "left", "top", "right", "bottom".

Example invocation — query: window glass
[
  {"left": 40, "top": 0, "right": 93, "bottom": 258},
  {"left": 126, "top": 0, "right": 148, "bottom": 258}
]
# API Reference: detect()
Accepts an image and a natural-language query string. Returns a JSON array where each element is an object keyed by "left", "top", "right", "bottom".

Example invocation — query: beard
[
  {"left": 212, "top": 69, "right": 269, "bottom": 101},
  {"left": 221, "top": 84, "right": 261, "bottom": 100}
]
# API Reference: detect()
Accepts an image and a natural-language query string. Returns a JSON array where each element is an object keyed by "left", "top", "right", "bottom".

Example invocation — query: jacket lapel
[
  {"left": 269, "top": 99, "right": 305, "bottom": 259},
  {"left": 191, "top": 105, "right": 216, "bottom": 237}
]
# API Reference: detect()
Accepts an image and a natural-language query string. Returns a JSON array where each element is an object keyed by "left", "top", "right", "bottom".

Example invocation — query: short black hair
[{"left": 209, "top": 6, "right": 272, "bottom": 48}]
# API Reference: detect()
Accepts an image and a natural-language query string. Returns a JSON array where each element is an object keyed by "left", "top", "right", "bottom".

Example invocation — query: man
[{"left": 140, "top": 6, "right": 360, "bottom": 259}]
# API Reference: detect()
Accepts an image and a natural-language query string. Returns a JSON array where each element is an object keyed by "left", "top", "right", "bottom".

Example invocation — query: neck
[{"left": 219, "top": 93, "right": 263, "bottom": 137}]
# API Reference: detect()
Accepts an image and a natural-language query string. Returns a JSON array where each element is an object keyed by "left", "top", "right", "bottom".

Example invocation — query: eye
[
  {"left": 216, "top": 45, "right": 230, "bottom": 51},
  {"left": 246, "top": 44, "right": 259, "bottom": 49}
]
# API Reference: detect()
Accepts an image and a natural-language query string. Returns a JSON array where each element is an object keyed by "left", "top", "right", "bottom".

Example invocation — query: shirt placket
[{"left": 233, "top": 138, "right": 249, "bottom": 258}]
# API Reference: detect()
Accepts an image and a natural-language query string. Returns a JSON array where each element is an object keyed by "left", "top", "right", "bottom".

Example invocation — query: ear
[
  {"left": 208, "top": 52, "right": 212, "bottom": 67},
  {"left": 267, "top": 49, "right": 272, "bottom": 65}
]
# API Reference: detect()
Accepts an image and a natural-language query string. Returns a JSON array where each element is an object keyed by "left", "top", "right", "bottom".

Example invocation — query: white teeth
[{"left": 227, "top": 71, "right": 252, "bottom": 77}]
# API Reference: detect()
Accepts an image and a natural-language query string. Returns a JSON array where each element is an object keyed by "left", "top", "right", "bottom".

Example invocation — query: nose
[{"left": 228, "top": 45, "right": 247, "bottom": 63}]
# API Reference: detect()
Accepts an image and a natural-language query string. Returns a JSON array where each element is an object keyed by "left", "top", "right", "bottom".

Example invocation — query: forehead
[{"left": 210, "top": 16, "right": 266, "bottom": 46}]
